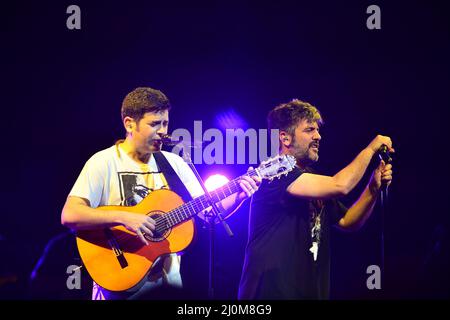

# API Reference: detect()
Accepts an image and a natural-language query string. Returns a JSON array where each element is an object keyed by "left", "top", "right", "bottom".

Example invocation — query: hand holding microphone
[
  {"left": 368, "top": 135, "right": 394, "bottom": 159},
  {"left": 366, "top": 135, "right": 394, "bottom": 191},
  {"left": 378, "top": 144, "right": 393, "bottom": 164}
]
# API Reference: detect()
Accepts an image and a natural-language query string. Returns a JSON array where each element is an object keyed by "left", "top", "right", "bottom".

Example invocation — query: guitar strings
[
  {"left": 151, "top": 168, "right": 261, "bottom": 229},
  {"left": 110, "top": 162, "right": 285, "bottom": 244},
  {"left": 152, "top": 168, "right": 259, "bottom": 228},
  {"left": 111, "top": 171, "right": 254, "bottom": 243}
]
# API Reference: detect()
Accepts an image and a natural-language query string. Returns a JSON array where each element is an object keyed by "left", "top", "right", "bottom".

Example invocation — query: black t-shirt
[{"left": 238, "top": 167, "right": 347, "bottom": 300}]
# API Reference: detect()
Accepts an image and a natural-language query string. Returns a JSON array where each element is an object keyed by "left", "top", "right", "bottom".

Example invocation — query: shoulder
[
  {"left": 88, "top": 145, "right": 116, "bottom": 161},
  {"left": 275, "top": 166, "right": 303, "bottom": 187},
  {"left": 83, "top": 145, "right": 117, "bottom": 170},
  {"left": 256, "top": 166, "right": 302, "bottom": 196}
]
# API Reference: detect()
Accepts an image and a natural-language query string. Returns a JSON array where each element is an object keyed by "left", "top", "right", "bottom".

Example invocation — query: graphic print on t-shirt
[{"left": 118, "top": 170, "right": 167, "bottom": 206}]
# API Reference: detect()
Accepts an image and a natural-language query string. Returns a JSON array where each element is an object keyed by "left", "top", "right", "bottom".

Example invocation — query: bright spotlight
[{"left": 204, "top": 174, "right": 230, "bottom": 192}]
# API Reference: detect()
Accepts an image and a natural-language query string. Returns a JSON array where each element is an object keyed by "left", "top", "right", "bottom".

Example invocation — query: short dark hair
[
  {"left": 121, "top": 87, "right": 171, "bottom": 122},
  {"left": 267, "top": 99, "right": 323, "bottom": 136}
]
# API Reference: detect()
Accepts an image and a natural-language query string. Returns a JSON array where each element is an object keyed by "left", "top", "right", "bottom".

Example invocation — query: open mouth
[{"left": 151, "top": 139, "right": 162, "bottom": 146}]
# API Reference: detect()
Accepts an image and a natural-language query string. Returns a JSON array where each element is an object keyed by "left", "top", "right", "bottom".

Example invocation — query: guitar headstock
[{"left": 256, "top": 154, "right": 296, "bottom": 181}]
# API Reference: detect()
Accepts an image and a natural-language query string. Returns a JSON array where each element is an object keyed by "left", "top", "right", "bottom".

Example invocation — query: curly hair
[
  {"left": 121, "top": 87, "right": 171, "bottom": 122},
  {"left": 267, "top": 99, "right": 323, "bottom": 136}
]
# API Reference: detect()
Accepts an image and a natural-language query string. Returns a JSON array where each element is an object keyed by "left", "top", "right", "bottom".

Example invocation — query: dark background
[{"left": 1, "top": 0, "right": 449, "bottom": 300}]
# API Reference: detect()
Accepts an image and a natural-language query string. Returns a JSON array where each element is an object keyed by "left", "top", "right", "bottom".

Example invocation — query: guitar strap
[{"left": 153, "top": 152, "right": 193, "bottom": 203}]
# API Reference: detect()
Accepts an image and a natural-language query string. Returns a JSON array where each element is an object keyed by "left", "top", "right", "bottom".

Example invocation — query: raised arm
[{"left": 287, "top": 135, "right": 393, "bottom": 199}]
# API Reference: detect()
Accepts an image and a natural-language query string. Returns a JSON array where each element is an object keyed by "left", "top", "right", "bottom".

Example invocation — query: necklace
[{"left": 309, "top": 200, "right": 324, "bottom": 261}]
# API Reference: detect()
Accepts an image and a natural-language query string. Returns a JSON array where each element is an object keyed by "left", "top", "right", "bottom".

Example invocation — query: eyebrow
[{"left": 149, "top": 120, "right": 168, "bottom": 124}]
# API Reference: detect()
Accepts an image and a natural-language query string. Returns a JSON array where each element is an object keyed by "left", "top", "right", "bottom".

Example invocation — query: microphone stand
[
  {"left": 177, "top": 143, "right": 233, "bottom": 299},
  {"left": 380, "top": 183, "right": 387, "bottom": 289},
  {"left": 378, "top": 149, "right": 392, "bottom": 291}
]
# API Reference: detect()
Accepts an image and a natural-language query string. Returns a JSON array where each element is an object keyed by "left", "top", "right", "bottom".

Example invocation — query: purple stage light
[{"left": 204, "top": 174, "right": 230, "bottom": 191}]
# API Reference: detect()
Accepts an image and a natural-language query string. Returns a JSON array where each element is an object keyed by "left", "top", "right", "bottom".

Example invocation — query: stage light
[
  {"left": 215, "top": 108, "right": 248, "bottom": 130},
  {"left": 204, "top": 174, "right": 229, "bottom": 192}
]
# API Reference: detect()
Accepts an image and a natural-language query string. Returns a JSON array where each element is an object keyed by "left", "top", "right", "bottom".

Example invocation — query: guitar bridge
[{"left": 104, "top": 229, "right": 128, "bottom": 269}]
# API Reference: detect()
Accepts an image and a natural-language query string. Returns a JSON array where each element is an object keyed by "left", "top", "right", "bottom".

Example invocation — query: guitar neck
[{"left": 164, "top": 170, "right": 259, "bottom": 228}]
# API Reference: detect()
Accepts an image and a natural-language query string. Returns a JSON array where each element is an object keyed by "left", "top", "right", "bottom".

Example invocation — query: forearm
[
  {"left": 333, "top": 147, "right": 375, "bottom": 194},
  {"left": 198, "top": 193, "right": 246, "bottom": 222},
  {"left": 197, "top": 172, "right": 260, "bottom": 222},
  {"left": 338, "top": 185, "right": 378, "bottom": 231},
  {"left": 220, "top": 193, "right": 246, "bottom": 219},
  {"left": 61, "top": 202, "right": 123, "bottom": 230}
]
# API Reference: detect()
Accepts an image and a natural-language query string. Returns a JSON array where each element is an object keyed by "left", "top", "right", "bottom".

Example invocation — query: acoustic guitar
[{"left": 76, "top": 154, "right": 296, "bottom": 291}]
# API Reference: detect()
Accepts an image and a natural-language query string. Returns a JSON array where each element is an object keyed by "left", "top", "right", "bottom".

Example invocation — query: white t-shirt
[{"left": 69, "top": 144, "right": 205, "bottom": 300}]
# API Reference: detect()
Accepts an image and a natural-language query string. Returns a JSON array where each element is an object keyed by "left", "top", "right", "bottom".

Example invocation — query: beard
[{"left": 292, "top": 140, "right": 319, "bottom": 164}]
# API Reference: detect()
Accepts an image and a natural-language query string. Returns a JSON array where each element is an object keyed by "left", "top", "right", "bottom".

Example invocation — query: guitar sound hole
[{"left": 145, "top": 212, "right": 171, "bottom": 242}]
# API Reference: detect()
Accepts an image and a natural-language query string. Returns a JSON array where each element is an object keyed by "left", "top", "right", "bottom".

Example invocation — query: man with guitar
[
  {"left": 61, "top": 87, "right": 262, "bottom": 299},
  {"left": 238, "top": 99, "right": 394, "bottom": 300}
]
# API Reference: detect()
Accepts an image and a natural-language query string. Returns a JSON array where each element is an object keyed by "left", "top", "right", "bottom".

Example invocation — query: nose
[
  {"left": 156, "top": 126, "right": 168, "bottom": 136},
  {"left": 314, "top": 131, "right": 321, "bottom": 141}
]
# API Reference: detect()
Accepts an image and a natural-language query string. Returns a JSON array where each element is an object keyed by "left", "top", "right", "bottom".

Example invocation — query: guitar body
[{"left": 76, "top": 189, "right": 194, "bottom": 292}]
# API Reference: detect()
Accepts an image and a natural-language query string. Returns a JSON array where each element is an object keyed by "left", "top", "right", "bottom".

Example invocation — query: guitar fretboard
[{"left": 156, "top": 169, "right": 260, "bottom": 230}]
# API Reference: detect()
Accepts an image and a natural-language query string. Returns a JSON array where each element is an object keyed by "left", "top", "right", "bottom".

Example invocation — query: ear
[
  {"left": 123, "top": 116, "right": 135, "bottom": 134},
  {"left": 280, "top": 131, "right": 292, "bottom": 148}
]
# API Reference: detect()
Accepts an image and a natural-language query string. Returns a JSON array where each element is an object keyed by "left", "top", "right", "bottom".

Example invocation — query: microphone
[
  {"left": 378, "top": 145, "right": 392, "bottom": 163},
  {"left": 160, "top": 134, "right": 206, "bottom": 148},
  {"left": 160, "top": 134, "right": 183, "bottom": 146}
]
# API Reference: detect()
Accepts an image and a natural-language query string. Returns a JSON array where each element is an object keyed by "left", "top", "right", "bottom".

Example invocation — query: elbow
[
  {"left": 335, "top": 183, "right": 351, "bottom": 197},
  {"left": 61, "top": 211, "right": 71, "bottom": 228},
  {"left": 338, "top": 219, "right": 364, "bottom": 232},
  {"left": 332, "top": 176, "right": 351, "bottom": 197},
  {"left": 61, "top": 197, "right": 91, "bottom": 230},
  {"left": 61, "top": 207, "right": 77, "bottom": 229}
]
